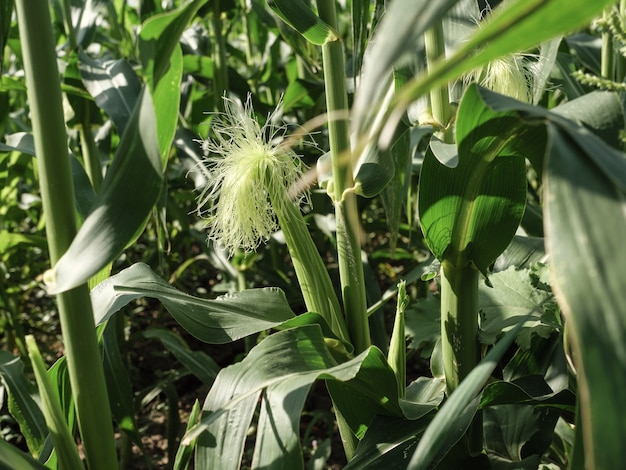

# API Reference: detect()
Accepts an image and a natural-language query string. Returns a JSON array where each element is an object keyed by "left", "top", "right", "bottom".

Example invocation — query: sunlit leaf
[
  {"left": 78, "top": 52, "right": 142, "bottom": 135},
  {"left": 478, "top": 267, "right": 555, "bottom": 349},
  {"left": 50, "top": 88, "right": 163, "bottom": 294},
  {"left": 193, "top": 325, "right": 400, "bottom": 469},
  {"left": 90, "top": 263, "right": 295, "bottom": 343},
  {"left": 267, "top": 0, "right": 339, "bottom": 45},
  {"left": 418, "top": 84, "right": 527, "bottom": 274},
  {"left": 138, "top": 0, "right": 208, "bottom": 88}
]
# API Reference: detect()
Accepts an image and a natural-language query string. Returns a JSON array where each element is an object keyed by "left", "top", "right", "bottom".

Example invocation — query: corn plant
[{"left": 1, "top": 0, "right": 626, "bottom": 469}]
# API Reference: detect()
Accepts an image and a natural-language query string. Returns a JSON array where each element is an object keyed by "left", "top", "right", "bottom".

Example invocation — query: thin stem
[
  {"left": 212, "top": 0, "right": 229, "bottom": 112},
  {"left": 315, "top": 1, "right": 370, "bottom": 459},
  {"left": 618, "top": 2, "right": 626, "bottom": 83},
  {"left": 15, "top": 1, "right": 118, "bottom": 469},
  {"left": 316, "top": 0, "right": 371, "bottom": 356},
  {"left": 601, "top": 6, "right": 615, "bottom": 79},
  {"left": 424, "top": 22, "right": 453, "bottom": 143},
  {"left": 61, "top": 0, "right": 77, "bottom": 50}
]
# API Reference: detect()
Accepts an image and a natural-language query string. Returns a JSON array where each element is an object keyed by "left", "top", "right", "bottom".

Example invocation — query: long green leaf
[
  {"left": 78, "top": 52, "right": 142, "bottom": 135},
  {"left": 0, "top": 351, "right": 46, "bottom": 458},
  {"left": 138, "top": 0, "right": 208, "bottom": 88},
  {"left": 25, "top": 336, "right": 83, "bottom": 470},
  {"left": 0, "top": 438, "right": 48, "bottom": 470},
  {"left": 142, "top": 328, "right": 220, "bottom": 387},
  {"left": 101, "top": 321, "right": 143, "bottom": 451},
  {"left": 373, "top": 0, "right": 614, "bottom": 146},
  {"left": 352, "top": 0, "right": 460, "bottom": 133},
  {"left": 193, "top": 325, "right": 400, "bottom": 469},
  {"left": 49, "top": 88, "right": 163, "bottom": 294},
  {"left": 90, "top": 263, "right": 295, "bottom": 343},
  {"left": 544, "top": 124, "right": 626, "bottom": 469},
  {"left": 267, "top": 0, "right": 339, "bottom": 45},
  {"left": 0, "top": 0, "right": 13, "bottom": 73}
]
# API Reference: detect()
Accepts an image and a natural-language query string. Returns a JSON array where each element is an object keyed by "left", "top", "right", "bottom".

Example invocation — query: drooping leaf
[
  {"left": 90, "top": 263, "right": 295, "bottom": 343},
  {"left": 544, "top": 124, "right": 626, "bottom": 469},
  {"left": 50, "top": 88, "right": 163, "bottom": 294},
  {"left": 374, "top": 0, "right": 614, "bottom": 147},
  {"left": 550, "top": 90, "right": 624, "bottom": 151},
  {"left": 267, "top": 0, "right": 339, "bottom": 45},
  {"left": 142, "top": 328, "right": 220, "bottom": 387},
  {"left": 418, "top": 84, "right": 528, "bottom": 274},
  {"left": 0, "top": 438, "right": 48, "bottom": 470},
  {"left": 0, "top": 351, "right": 46, "bottom": 458},
  {"left": 102, "top": 321, "right": 143, "bottom": 451},
  {"left": 78, "top": 52, "right": 142, "bottom": 135},
  {"left": 192, "top": 325, "right": 400, "bottom": 469},
  {"left": 352, "top": 0, "right": 460, "bottom": 134}
]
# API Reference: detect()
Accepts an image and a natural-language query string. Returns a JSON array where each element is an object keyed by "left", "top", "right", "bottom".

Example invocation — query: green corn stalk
[
  {"left": 424, "top": 21, "right": 453, "bottom": 144},
  {"left": 15, "top": 0, "right": 118, "bottom": 468},
  {"left": 316, "top": 0, "right": 371, "bottom": 356}
]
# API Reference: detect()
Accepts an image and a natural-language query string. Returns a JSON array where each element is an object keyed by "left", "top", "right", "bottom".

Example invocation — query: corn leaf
[
  {"left": 143, "top": 328, "right": 220, "bottom": 387},
  {"left": 192, "top": 325, "right": 400, "bottom": 469},
  {"left": 90, "top": 263, "right": 295, "bottom": 343},
  {"left": 25, "top": 336, "right": 83, "bottom": 470},
  {"left": 78, "top": 52, "right": 142, "bottom": 135},
  {"left": 418, "top": 84, "right": 528, "bottom": 274},
  {"left": 138, "top": 0, "right": 208, "bottom": 88},
  {"left": 0, "top": 0, "right": 12, "bottom": 72},
  {"left": 0, "top": 438, "right": 48, "bottom": 470},
  {"left": 50, "top": 88, "right": 162, "bottom": 294},
  {"left": 408, "top": 315, "right": 530, "bottom": 469},
  {"left": 544, "top": 124, "right": 626, "bottom": 469},
  {"left": 101, "top": 322, "right": 143, "bottom": 452},
  {"left": 267, "top": 0, "right": 338, "bottom": 45},
  {"left": 0, "top": 352, "right": 47, "bottom": 459}
]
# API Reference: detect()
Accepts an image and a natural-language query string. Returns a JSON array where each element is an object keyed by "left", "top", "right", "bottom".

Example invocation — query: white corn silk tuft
[{"left": 196, "top": 95, "right": 308, "bottom": 255}]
